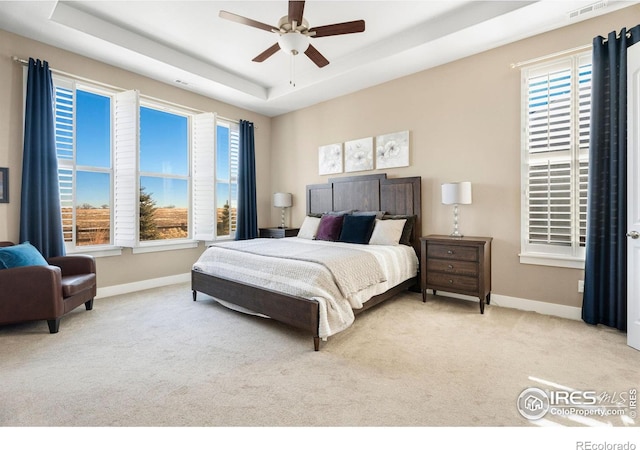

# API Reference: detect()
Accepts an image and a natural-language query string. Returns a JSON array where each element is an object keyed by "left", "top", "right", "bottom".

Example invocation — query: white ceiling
[{"left": 0, "top": 0, "right": 637, "bottom": 117}]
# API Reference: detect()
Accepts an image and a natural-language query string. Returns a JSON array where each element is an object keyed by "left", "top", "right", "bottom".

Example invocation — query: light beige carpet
[{"left": 0, "top": 282, "right": 638, "bottom": 430}]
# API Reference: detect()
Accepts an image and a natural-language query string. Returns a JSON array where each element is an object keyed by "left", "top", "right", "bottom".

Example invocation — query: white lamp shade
[
  {"left": 442, "top": 182, "right": 472, "bottom": 205},
  {"left": 273, "top": 192, "right": 292, "bottom": 208},
  {"left": 278, "top": 33, "right": 309, "bottom": 55}
]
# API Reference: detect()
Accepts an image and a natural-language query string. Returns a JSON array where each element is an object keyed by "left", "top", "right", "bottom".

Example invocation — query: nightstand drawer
[
  {"left": 427, "top": 244, "right": 478, "bottom": 262},
  {"left": 427, "top": 273, "right": 478, "bottom": 292},
  {"left": 426, "top": 259, "right": 478, "bottom": 277}
]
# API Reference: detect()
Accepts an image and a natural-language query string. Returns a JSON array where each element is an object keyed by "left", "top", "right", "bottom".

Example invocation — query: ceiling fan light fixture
[{"left": 278, "top": 32, "right": 309, "bottom": 55}]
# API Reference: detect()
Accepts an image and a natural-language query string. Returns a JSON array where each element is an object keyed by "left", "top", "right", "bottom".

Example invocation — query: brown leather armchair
[{"left": 0, "top": 242, "right": 96, "bottom": 333}]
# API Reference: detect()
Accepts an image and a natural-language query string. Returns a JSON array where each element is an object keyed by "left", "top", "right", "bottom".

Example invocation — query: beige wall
[
  {"left": 0, "top": 29, "right": 272, "bottom": 288},
  {"left": 2, "top": 5, "right": 639, "bottom": 304},
  {"left": 269, "top": 5, "right": 640, "bottom": 308}
]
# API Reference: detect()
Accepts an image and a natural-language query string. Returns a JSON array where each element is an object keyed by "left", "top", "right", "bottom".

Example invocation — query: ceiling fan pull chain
[{"left": 290, "top": 54, "right": 296, "bottom": 87}]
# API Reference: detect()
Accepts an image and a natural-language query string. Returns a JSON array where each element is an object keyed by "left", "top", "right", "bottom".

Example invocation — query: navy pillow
[
  {"left": 316, "top": 214, "right": 344, "bottom": 241},
  {"left": 0, "top": 242, "right": 48, "bottom": 270},
  {"left": 339, "top": 214, "right": 376, "bottom": 244}
]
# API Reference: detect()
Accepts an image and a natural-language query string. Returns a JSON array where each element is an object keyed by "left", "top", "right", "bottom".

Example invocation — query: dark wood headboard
[{"left": 306, "top": 173, "right": 422, "bottom": 258}]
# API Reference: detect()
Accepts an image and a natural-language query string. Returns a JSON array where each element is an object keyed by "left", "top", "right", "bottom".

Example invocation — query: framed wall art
[
  {"left": 376, "top": 130, "right": 409, "bottom": 169},
  {"left": 318, "top": 143, "right": 343, "bottom": 175},
  {"left": 344, "top": 137, "right": 373, "bottom": 173},
  {"left": 0, "top": 168, "right": 8, "bottom": 203}
]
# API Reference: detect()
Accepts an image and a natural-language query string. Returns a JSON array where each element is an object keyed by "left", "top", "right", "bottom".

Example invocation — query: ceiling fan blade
[
  {"left": 252, "top": 43, "right": 281, "bottom": 62},
  {"left": 288, "top": 1, "right": 305, "bottom": 27},
  {"left": 305, "top": 44, "right": 329, "bottom": 68},
  {"left": 309, "top": 20, "right": 365, "bottom": 38},
  {"left": 219, "top": 10, "right": 275, "bottom": 33}
]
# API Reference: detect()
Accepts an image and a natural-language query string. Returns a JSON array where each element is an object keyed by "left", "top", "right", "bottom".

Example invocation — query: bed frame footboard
[
  {"left": 192, "top": 269, "right": 321, "bottom": 350},
  {"left": 192, "top": 270, "right": 418, "bottom": 351}
]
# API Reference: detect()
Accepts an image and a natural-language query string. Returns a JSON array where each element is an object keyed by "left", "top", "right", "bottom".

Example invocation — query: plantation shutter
[
  {"left": 113, "top": 90, "right": 140, "bottom": 248},
  {"left": 522, "top": 54, "right": 590, "bottom": 258},
  {"left": 192, "top": 112, "right": 216, "bottom": 241},
  {"left": 526, "top": 62, "right": 573, "bottom": 247},
  {"left": 53, "top": 77, "right": 76, "bottom": 245},
  {"left": 229, "top": 122, "right": 240, "bottom": 235},
  {"left": 577, "top": 55, "right": 591, "bottom": 247}
]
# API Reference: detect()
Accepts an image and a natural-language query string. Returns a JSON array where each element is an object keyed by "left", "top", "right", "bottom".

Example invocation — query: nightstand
[
  {"left": 420, "top": 235, "right": 492, "bottom": 314},
  {"left": 259, "top": 227, "right": 300, "bottom": 238}
]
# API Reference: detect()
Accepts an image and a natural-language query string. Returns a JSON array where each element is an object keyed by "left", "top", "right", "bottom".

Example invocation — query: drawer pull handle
[
  {"left": 448, "top": 264, "right": 453, "bottom": 269},
  {"left": 447, "top": 250, "right": 453, "bottom": 255},
  {"left": 448, "top": 279, "right": 453, "bottom": 284}
]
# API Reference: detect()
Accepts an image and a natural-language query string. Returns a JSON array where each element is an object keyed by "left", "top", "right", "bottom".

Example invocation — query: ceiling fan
[{"left": 219, "top": 0, "right": 365, "bottom": 68}]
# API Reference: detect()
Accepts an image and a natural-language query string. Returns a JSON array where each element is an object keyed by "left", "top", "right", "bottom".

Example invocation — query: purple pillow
[{"left": 316, "top": 214, "right": 344, "bottom": 241}]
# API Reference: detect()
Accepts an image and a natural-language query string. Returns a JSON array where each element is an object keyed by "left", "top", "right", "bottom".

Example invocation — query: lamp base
[{"left": 450, "top": 205, "right": 464, "bottom": 238}]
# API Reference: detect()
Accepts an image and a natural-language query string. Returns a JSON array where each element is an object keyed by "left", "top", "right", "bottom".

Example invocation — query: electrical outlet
[{"left": 578, "top": 280, "right": 584, "bottom": 293}]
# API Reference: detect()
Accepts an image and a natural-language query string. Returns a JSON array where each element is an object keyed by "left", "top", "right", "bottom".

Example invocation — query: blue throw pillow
[
  {"left": 338, "top": 214, "right": 376, "bottom": 244},
  {"left": 0, "top": 242, "right": 48, "bottom": 270}
]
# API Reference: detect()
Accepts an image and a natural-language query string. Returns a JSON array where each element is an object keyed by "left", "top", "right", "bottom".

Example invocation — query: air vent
[{"left": 568, "top": 1, "right": 608, "bottom": 20}]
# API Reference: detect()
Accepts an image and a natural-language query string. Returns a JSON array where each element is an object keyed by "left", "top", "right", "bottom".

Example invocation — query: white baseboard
[
  {"left": 96, "top": 273, "right": 190, "bottom": 299},
  {"left": 490, "top": 293, "right": 582, "bottom": 320},
  {"left": 430, "top": 291, "right": 582, "bottom": 321}
]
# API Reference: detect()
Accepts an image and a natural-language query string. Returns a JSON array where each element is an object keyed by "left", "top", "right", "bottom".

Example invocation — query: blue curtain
[
  {"left": 20, "top": 58, "right": 65, "bottom": 258},
  {"left": 235, "top": 120, "right": 258, "bottom": 240},
  {"left": 583, "top": 26, "right": 640, "bottom": 331}
]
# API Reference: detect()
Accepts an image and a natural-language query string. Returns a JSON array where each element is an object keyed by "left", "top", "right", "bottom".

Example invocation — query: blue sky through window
[
  {"left": 139, "top": 106, "right": 189, "bottom": 208},
  {"left": 140, "top": 107, "right": 188, "bottom": 175},
  {"left": 141, "top": 176, "right": 188, "bottom": 209},
  {"left": 77, "top": 171, "right": 110, "bottom": 208},
  {"left": 77, "top": 90, "right": 110, "bottom": 168},
  {"left": 75, "top": 90, "right": 110, "bottom": 208}
]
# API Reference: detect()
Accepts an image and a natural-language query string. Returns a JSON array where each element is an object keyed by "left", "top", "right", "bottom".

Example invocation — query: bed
[{"left": 191, "top": 173, "right": 422, "bottom": 350}]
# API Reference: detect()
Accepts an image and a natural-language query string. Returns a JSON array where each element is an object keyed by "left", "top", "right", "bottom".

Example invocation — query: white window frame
[
  {"left": 51, "top": 74, "right": 120, "bottom": 256},
  {"left": 519, "top": 52, "right": 591, "bottom": 269},
  {"left": 135, "top": 98, "right": 194, "bottom": 249}
]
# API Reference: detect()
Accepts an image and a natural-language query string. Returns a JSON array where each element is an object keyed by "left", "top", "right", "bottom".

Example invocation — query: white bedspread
[{"left": 192, "top": 237, "right": 418, "bottom": 338}]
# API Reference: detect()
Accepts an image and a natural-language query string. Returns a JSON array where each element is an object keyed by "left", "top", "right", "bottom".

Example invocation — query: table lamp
[
  {"left": 273, "top": 192, "right": 292, "bottom": 229},
  {"left": 441, "top": 182, "right": 472, "bottom": 238}
]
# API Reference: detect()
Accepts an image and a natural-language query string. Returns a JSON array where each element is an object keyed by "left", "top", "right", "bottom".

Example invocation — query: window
[
  {"left": 520, "top": 53, "right": 591, "bottom": 268},
  {"left": 54, "top": 78, "right": 114, "bottom": 250},
  {"left": 48, "top": 72, "right": 236, "bottom": 254},
  {"left": 139, "top": 104, "right": 189, "bottom": 242}
]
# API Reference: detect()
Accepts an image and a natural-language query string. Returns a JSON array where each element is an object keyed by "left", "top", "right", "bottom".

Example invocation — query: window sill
[
  {"left": 132, "top": 240, "right": 199, "bottom": 254},
  {"left": 519, "top": 253, "right": 584, "bottom": 270},
  {"left": 66, "top": 246, "right": 123, "bottom": 258}
]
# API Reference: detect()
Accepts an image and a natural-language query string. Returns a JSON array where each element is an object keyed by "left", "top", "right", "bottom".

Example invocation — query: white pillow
[
  {"left": 297, "top": 216, "right": 322, "bottom": 239},
  {"left": 368, "top": 218, "right": 407, "bottom": 245}
]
